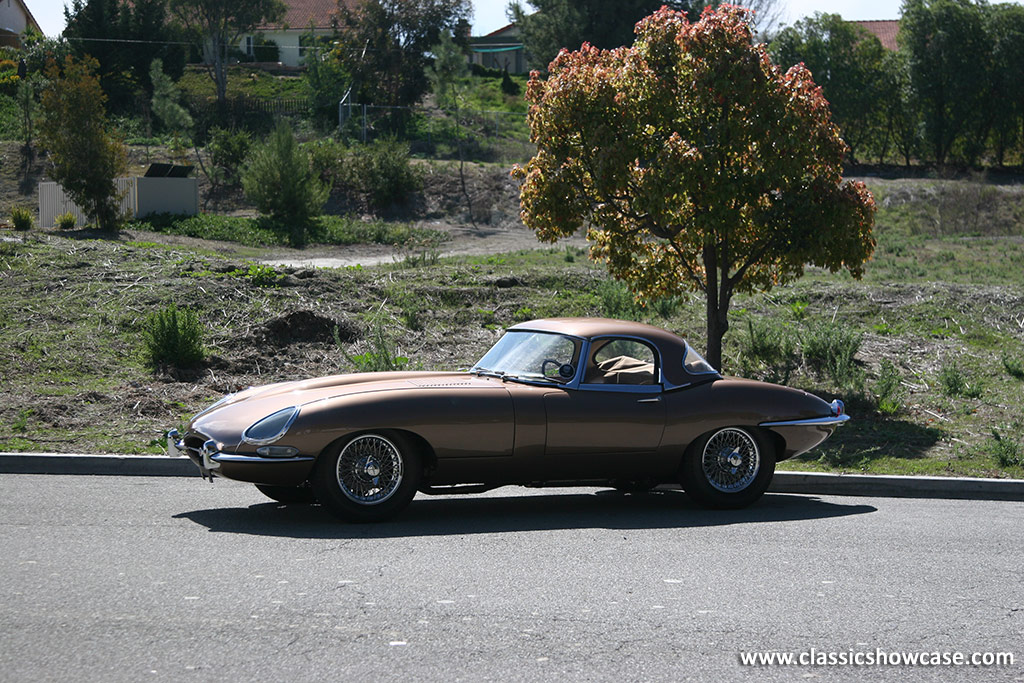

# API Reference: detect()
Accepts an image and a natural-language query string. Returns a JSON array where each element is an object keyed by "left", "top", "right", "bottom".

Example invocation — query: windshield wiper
[
  {"left": 471, "top": 367, "right": 504, "bottom": 378},
  {"left": 501, "top": 373, "right": 562, "bottom": 385}
]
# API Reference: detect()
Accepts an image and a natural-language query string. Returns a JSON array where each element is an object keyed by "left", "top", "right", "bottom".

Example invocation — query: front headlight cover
[{"left": 242, "top": 406, "right": 300, "bottom": 446}]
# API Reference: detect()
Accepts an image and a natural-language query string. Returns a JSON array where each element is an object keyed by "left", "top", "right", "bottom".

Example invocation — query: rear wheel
[
  {"left": 255, "top": 483, "right": 316, "bottom": 504},
  {"left": 680, "top": 427, "right": 775, "bottom": 509},
  {"left": 311, "top": 432, "right": 421, "bottom": 522}
]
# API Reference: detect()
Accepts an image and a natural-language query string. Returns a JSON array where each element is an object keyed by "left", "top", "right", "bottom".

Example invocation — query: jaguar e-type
[{"left": 168, "top": 317, "right": 848, "bottom": 521}]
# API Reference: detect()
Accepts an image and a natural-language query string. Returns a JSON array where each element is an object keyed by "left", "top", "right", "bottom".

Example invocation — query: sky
[{"left": 20, "top": 0, "right": 1023, "bottom": 38}]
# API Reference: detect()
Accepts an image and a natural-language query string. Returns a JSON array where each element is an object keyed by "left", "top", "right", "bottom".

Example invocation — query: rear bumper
[
  {"left": 167, "top": 429, "right": 316, "bottom": 485},
  {"left": 758, "top": 399, "right": 850, "bottom": 460}
]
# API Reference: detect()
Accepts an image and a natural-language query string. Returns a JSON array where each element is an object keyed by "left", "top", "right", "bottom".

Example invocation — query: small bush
[
  {"left": 230, "top": 263, "right": 282, "bottom": 287},
  {"left": 340, "top": 324, "right": 408, "bottom": 372},
  {"left": 501, "top": 68, "right": 521, "bottom": 96},
  {"left": 938, "top": 361, "right": 982, "bottom": 398},
  {"left": 142, "top": 304, "right": 205, "bottom": 369},
  {"left": 207, "top": 126, "right": 251, "bottom": 187},
  {"left": 598, "top": 279, "right": 643, "bottom": 320},
  {"left": 248, "top": 34, "right": 280, "bottom": 62},
  {"left": 1003, "top": 355, "right": 1024, "bottom": 381},
  {"left": 11, "top": 206, "right": 33, "bottom": 231},
  {"left": 55, "top": 212, "right": 76, "bottom": 230},
  {"left": 242, "top": 121, "right": 328, "bottom": 245},
  {"left": 989, "top": 430, "right": 1023, "bottom": 468},
  {"left": 874, "top": 359, "right": 904, "bottom": 415},
  {"left": 303, "top": 137, "right": 345, "bottom": 187},
  {"left": 342, "top": 137, "right": 422, "bottom": 211},
  {"left": 740, "top": 317, "right": 799, "bottom": 385},
  {"left": 803, "top": 321, "right": 863, "bottom": 387}
]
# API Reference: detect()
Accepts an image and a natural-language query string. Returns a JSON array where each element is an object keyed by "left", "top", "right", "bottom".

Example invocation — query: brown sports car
[{"left": 168, "top": 318, "right": 848, "bottom": 521}]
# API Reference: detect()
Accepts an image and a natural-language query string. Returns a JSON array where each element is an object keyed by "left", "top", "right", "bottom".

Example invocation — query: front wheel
[
  {"left": 680, "top": 427, "right": 775, "bottom": 509},
  {"left": 311, "top": 431, "right": 421, "bottom": 522}
]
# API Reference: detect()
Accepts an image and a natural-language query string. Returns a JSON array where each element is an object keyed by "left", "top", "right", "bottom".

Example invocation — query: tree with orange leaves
[{"left": 513, "top": 6, "right": 876, "bottom": 371}]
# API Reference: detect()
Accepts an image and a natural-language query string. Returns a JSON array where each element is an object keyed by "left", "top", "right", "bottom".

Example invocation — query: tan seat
[{"left": 590, "top": 355, "right": 655, "bottom": 385}]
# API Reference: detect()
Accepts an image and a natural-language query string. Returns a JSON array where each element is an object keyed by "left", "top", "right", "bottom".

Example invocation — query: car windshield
[{"left": 472, "top": 331, "right": 580, "bottom": 383}]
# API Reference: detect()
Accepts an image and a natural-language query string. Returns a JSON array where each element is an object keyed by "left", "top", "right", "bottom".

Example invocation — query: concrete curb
[
  {"left": 768, "top": 470, "right": 1024, "bottom": 502},
  {"left": 0, "top": 453, "right": 196, "bottom": 477},
  {"left": 2, "top": 453, "right": 1024, "bottom": 502}
]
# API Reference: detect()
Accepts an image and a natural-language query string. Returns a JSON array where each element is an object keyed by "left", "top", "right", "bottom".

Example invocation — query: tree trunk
[
  {"left": 212, "top": 37, "right": 227, "bottom": 106},
  {"left": 702, "top": 244, "right": 730, "bottom": 372}
]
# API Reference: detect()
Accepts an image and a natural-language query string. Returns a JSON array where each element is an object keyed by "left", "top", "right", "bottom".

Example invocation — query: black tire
[
  {"left": 680, "top": 427, "right": 775, "bottom": 509},
  {"left": 311, "top": 431, "right": 421, "bottom": 522},
  {"left": 254, "top": 483, "right": 317, "bottom": 504}
]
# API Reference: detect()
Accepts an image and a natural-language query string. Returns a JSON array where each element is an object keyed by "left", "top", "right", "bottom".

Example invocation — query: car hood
[{"left": 190, "top": 371, "right": 501, "bottom": 437}]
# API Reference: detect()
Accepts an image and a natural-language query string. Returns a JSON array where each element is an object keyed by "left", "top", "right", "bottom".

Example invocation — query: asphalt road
[{"left": 1, "top": 474, "right": 1022, "bottom": 682}]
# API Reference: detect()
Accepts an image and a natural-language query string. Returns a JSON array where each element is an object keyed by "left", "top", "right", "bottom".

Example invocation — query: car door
[{"left": 542, "top": 337, "right": 667, "bottom": 477}]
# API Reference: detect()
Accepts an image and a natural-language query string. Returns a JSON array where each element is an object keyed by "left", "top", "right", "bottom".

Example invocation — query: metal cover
[{"left": 143, "top": 164, "right": 193, "bottom": 178}]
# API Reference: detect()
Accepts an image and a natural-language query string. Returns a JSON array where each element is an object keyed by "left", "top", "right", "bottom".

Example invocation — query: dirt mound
[{"left": 262, "top": 310, "right": 360, "bottom": 346}]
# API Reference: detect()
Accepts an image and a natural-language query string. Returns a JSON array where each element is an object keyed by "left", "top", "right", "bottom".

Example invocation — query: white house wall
[
  {"left": 239, "top": 29, "right": 334, "bottom": 68},
  {"left": 0, "top": 0, "right": 30, "bottom": 36}
]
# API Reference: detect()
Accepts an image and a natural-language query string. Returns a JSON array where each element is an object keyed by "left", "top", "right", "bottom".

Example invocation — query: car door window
[{"left": 585, "top": 338, "right": 658, "bottom": 385}]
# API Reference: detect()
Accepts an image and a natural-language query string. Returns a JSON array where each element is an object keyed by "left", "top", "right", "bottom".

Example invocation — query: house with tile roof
[
  {"left": 0, "top": 0, "right": 41, "bottom": 48},
  {"left": 852, "top": 19, "right": 900, "bottom": 51},
  {"left": 240, "top": 0, "right": 353, "bottom": 67}
]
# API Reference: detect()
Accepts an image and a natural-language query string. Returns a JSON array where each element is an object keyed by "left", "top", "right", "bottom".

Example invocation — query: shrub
[
  {"left": 11, "top": 206, "right": 33, "bottom": 231},
  {"left": 598, "top": 279, "right": 643, "bottom": 320},
  {"left": 206, "top": 127, "right": 251, "bottom": 187},
  {"left": 501, "top": 68, "right": 521, "bottom": 96},
  {"left": 740, "top": 317, "right": 799, "bottom": 385},
  {"left": 340, "top": 324, "right": 408, "bottom": 372},
  {"left": 1003, "top": 355, "right": 1024, "bottom": 381},
  {"left": 989, "top": 430, "right": 1023, "bottom": 468},
  {"left": 55, "top": 212, "right": 76, "bottom": 230},
  {"left": 242, "top": 121, "right": 328, "bottom": 246},
  {"left": 938, "top": 361, "right": 982, "bottom": 398},
  {"left": 342, "top": 137, "right": 422, "bottom": 211},
  {"left": 803, "top": 320, "right": 863, "bottom": 387},
  {"left": 874, "top": 359, "right": 904, "bottom": 415},
  {"left": 142, "top": 304, "right": 205, "bottom": 369},
  {"left": 651, "top": 295, "right": 683, "bottom": 319},
  {"left": 231, "top": 263, "right": 282, "bottom": 287},
  {"left": 303, "top": 137, "right": 345, "bottom": 187},
  {"left": 248, "top": 34, "right": 280, "bottom": 62}
]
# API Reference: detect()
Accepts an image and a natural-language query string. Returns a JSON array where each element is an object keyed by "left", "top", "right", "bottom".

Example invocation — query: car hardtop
[
  {"left": 508, "top": 317, "right": 721, "bottom": 388},
  {"left": 510, "top": 317, "right": 685, "bottom": 344}
]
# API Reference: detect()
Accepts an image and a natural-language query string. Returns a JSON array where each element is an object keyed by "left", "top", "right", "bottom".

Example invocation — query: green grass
[
  {"left": 125, "top": 213, "right": 447, "bottom": 249},
  {"left": 176, "top": 65, "right": 306, "bottom": 101},
  {"left": 459, "top": 73, "right": 530, "bottom": 114},
  {"left": 0, "top": 93, "right": 19, "bottom": 141}
]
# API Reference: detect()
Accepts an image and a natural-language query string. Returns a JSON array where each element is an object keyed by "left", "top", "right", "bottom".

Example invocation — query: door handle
[{"left": 637, "top": 397, "right": 661, "bottom": 404}]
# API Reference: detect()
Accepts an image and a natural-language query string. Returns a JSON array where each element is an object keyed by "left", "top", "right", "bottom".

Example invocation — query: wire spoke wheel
[
  {"left": 701, "top": 428, "right": 760, "bottom": 493},
  {"left": 336, "top": 434, "right": 404, "bottom": 505}
]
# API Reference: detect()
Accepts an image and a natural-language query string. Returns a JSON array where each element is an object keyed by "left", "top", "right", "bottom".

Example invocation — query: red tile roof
[
  {"left": 853, "top": 19, "right": 900, "bottom": 51},
  {"left": 257, "top": 0, "right": 357, "bottom": 31}
]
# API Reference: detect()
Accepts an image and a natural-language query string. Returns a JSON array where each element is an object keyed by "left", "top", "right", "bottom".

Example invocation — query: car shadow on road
[{"left": 173, "top": 490, "right": 877, "bottom": 539}]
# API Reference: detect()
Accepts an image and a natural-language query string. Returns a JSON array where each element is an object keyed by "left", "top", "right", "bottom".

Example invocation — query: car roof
[{"left": 509, "top": 317, "right": 687, "bottom": 345}]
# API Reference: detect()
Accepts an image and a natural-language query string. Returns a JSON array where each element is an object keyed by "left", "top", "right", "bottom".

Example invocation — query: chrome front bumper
[{"left": 166, "top": 428, "right": 315, "bottom": 482}]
